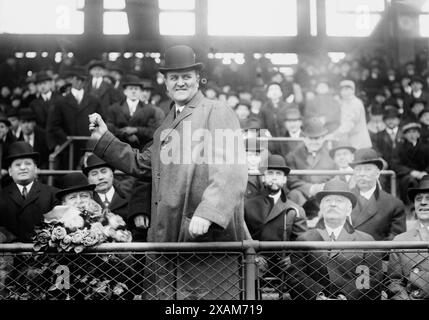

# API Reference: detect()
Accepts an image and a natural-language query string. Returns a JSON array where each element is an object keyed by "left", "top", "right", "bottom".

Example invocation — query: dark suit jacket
[
  {"left": 351, "top": 185, "right": 406, "bottom": 241},
  {"left": 244, "top": 190, "right": 307, "bottom": 241},
  {"left": 49, "top": 92, "right": 103, "bottom": 146},
  {"left": 85, "top": 78, "right": 121, "bottom": 115},
  {"left": 288, "top": 220, "right": 383, "bottom": 300},
  {"left": 0, "top": 181, "right": 58, "bottom": 242},
  {"left": 245, "top": 174, "right": 264, "bottom": 199},
  {"left": 391, "top": 139, "right": 429, "bottom": 177},
  {"left": 29, "top": 92, "right": 61, "bottom": 129},
  {"left": 106, "top": 100, "right": 163, "bottom": 148},
  {"left": 285, "top": 144, "right": 337, "bottom": 197},
  {"left": 373, "top": 128, "right": 402, "bottom": 168},
  {"left": 17, "top": 126, "right": 50, "bottom": 169}
]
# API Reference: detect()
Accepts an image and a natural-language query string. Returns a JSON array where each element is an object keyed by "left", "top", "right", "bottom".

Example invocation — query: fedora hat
[
  {"left": 383, "top": 107, "right": 400, "bottom": 120},
  {"left": 82, "top": 154, "right": 114, "bottom": 176},
  {"left": 411, "top": 75, "right": 425, "bottom": 85},
  {"left": 264, "top": 154, "right": 291, "bottom": 175},
  {"left": 34, "top": 71, "right": 52, "bottom": 84},
  {"left": 67, "top": 66, "right": 88, "bottom": 80},
  {"left": 122, "top": 74, "right": 144, "bottom": 89},
  {"left": 280, "top": 107, "right": 302, "bottom": 121},
  {"left": 0, "top": 112, "right": 11, "bottom": 126},
  {"left": 329, "top": 141, "right": 356, "bottom": 158},
  {"left": 302, "top": 117, "right": 328, "bottom": 138},
  {"left": 55, "top": 172, "right": 96, "bottom": 200},
  {"left": 315, "top": 178, "right": 357, "bottom": 208},
  {"left": 5, "top": 141, "right": 39, "bottom": 167},
  {"left": 18, "top": 108, "right": 37, "bottom": 122},
  {"left": 88, "top": 59, "right": 106, "bottom": 71},
  {"left": 158, "top": 45, "right": 203, "bottom": 74},
  {"left": 349, "top": 148, "right": 384, "bottom": 170},
  {"left": 408, "top": 175, "right": 429, "bottom": 201}
]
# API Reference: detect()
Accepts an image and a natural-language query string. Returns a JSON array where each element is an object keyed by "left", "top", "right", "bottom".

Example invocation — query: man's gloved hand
[{"left": 188, "top": 216, "right": 212, "bottom": 239}]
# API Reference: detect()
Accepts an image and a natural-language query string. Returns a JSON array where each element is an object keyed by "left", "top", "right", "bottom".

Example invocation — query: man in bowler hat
[{"left": 88, "top": 45, "right": 248, "bottom": 299}]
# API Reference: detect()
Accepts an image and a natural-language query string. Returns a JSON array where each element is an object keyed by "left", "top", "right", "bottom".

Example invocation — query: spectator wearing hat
[
  {"left": 270, "top": 107, "right": 304, "bottom": 158},
  {"left": 419, "top": 107, "right": 429, "bottom": 142},
  {"left": 245, "top": 138, "right": 268, "bottom": 199},
  {"left": 0, "top": 142, "right": 58, "bottom": 242},
  {"left": 304, "top": 77, "right": 341, "bottom": 133},
  {"left": 54, "top": 172, "right": 96, "bottom": 209},
  {"left": 285, "top": 117, "right": 337, "bottom": 209},
  {"left": 328, "top": 80, "right": 372, "bottom": 149},
  {"left": 350, "top": 148, "right": 406, "bottom": 240},
  {"left": 49, "top": 67, "right": 104, "bottom": 168},
  {"left": 106, "top": 75, "right": 162, "bottom": 149},
  {"left": 403, "top": 76, "right": 429, "bottom": 116},
  {"left": 406, "top": 98, "right": 427, "bottom": 122},
  {"left": 329, "top": 141, "right": 356, "bottom": 185},
  {"left": 29, "top": 71, "right": 61, "bottom": 141},
  {"left": 17, "top": 108, "right": 49, "bottom": 169},
  {"left": 367, "top": 104, "right": 386, "bottom": 141},
  {"left": 384, "top": 83, "right": 406, "bottom": 114},
  {"left": 287, "top": 178, "right": 383, "bottom": 300},
  {"left": 85, "top": 60, "right": 121, "bottom": 115},
  {"left": 83, "top": 154, "right": 149, "bottom": 241},
  {"left": 392, "top": 121, "right": 429, "bottom": 205},
  {"left": 244, "top": 155, "right": 307, "bottom": 294},
  {"left": 387, "top": 175, "right": 429, "bottom": 300},
  {"left": 6, "top": 108, "right": 22, "bottom": 141}
]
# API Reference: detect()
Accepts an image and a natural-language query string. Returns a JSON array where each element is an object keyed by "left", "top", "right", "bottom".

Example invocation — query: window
[
  {"left": 103, "top": 0, "right": 129, "bottom": 34},
  {"left": 325, "top": 0, "right": 384, "bottom": 37},
  {"left": 419, "top": 1, "right": 429, "bottom": 37},
  {"left": 0, "top": 0, "right": 84, "bottom": 34},
  {"left": 207, "top": 0, "right": 297, "bottom": 36},
  {"left": 159, "top": 0, "right": 195, "bottom": 36}
]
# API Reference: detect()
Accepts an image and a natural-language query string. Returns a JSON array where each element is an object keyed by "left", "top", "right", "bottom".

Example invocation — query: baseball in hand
[{"left": 88, "top": 113, "right": 108, "bottom": 140}]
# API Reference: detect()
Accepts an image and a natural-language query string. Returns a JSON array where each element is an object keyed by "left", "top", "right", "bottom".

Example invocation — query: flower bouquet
[{"left": 33, "top": 199, "right": 132, "bottom": 253}]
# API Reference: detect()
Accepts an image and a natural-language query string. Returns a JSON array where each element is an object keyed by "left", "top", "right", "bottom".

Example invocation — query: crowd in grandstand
[{"left": 0, "top": 45, "right": 429, "bottom": 300}]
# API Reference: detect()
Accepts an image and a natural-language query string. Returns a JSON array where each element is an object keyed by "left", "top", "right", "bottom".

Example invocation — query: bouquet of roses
[{"left": 33, "top": 199, "right": 132, "bottom": 253}]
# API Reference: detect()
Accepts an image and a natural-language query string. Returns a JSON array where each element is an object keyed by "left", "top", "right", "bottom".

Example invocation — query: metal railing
[{"left": 1, "top": 241, "right": 428, "bottom": 300}]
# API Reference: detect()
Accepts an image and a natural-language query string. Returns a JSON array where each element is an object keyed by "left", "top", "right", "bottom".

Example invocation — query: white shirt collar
[
  {"left": 360, "top": 185, "right": 377, "bottom": 200},
  {"left": 386, "top": 127, "right": 398, "bottom": 135},
  {"left": 42, "top": 91, "right": 52, "bottom": 101},
  {"left": 24, "top": 132, "right": 35, "bottom": 146},
  {"left": 289, "top": 129, "right": 301, "bottom": 138},
  {"left": 71, "top": 88, "right": 84, "bottom": 100},
  {"left": 93, "top": 77, "right": 102, "bottom": 88},
  {"left": 175, "top": 104, "right": 185, "bottom": 113},
  {"left": 14, "top": 126, "right": 22, "bottom": 138},
  {"left": 16, "top": 181, "right": 34, "bottom": 195},
  {"left": 268, "top": 190, "right": 282, "bottom": 204},
  {"left": 98, "top": 186, "right": 115, "bottom": 203},
  {"left": 420, "top": 223, "right": 429, "bottom": 232},
  {"left": 325, "top": 223, "right": 345, "bottom": 241}
]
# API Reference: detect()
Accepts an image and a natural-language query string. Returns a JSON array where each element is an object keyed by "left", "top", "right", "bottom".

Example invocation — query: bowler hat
[
  {"left": 408, "top": 175, "right": 429, "bottom": 201},
  {"left": 0, "top": 113, "right": 11, "bottom": 126},
  {"left": 349, "top": 148, "right": 384, "bottom": 170},
  {"left": 5, "top": 141, "right": 39, "bottom": 167},
  {"left": 264, "top": 154, "right": 291, "bottom": 175},
  {"left": 329, "top": 141, "right": 356, "bottom": 158},
  {"left": 370, "top": 104, "right": 384, "bottom": 116},
  {"left": 401, "top": 120, "right": 421, "bottom": 134},
  {"left": 6, "top": 108, "right": 18, "bottom": 118},
  {"left": 383, "top": 107, "right": 400, "bottom": 120},
  {"left": 411, "top": 76, "right": 425, "bottom": 85},
  {"left": 158, "top": 45, "right": 203, "bottom": 74},
  {"left": 302, "top": 117, "right": 329, "bottom": 138},
  {"left": 280, "top": 108, "right": 302, "bottom": 121},
  {"left": 55, "top": 172, "right": 96, "bottom": 200},
  {"left": 67, "top": 67, "right": 88, "bottom": 80},
  {"left": 315, "top": 178, "right": 357, "bottom": 208},
  {"left": 34, "top": 71, "right": 52, "bottom": 84},
  {"left": 122, "top": 74, "right": 144, "bottom": 89},
  {"left": 82, "top": 154, "right": 114, "bottom": 176},
  {"left": 88, "top": 60, "right": 106, "bottom": 71},
  {"left": 18, "top": 108, "right": 37, "bottom": 122}
]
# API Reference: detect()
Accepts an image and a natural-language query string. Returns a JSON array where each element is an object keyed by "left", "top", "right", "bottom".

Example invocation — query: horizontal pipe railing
[{"left": 1, "top": 241, "right": 428, "bottom": 253}]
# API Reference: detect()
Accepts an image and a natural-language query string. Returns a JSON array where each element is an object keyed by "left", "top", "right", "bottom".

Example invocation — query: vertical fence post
[
  {"left": 244, "top": 246, "right": 257, "bottom": 300},
  {"left": 69, "top": 140, "right": 74, "bottom": 170},
  {"left": 48, "top": 156, "right": 55, "bottom": 186},
  {"left": 391, "top": 172, "right": 397, "bottom": 197}
]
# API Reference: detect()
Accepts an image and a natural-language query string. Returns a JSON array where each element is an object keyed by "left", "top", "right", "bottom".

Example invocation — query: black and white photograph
[{"left": 0, "top": 0, "right": 429, "bottom": 313}]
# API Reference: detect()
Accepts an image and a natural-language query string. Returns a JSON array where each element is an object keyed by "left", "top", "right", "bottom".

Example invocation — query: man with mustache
[
  {"left": 287, "top": 178, "right": 383, "bottom": 300},
  {"left": 387, "top": 175, "right": 429, "bottom": 300},
  {"left": 350, "top": 148, "right": 406, "bottom": 240}
]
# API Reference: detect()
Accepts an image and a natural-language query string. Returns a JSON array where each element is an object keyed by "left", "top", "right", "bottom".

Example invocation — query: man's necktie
[
  {"left": 103, "top": 194, "right": 110, "bottom": 208},
  {"left": 330, "top": 232, "right": 336, "bottom": 241},
  {"left": 176, "top": 108, "right": 181, "bottom": 119},
  {"left": 22, "top": 186, "right": 28, "bottom": 199}
]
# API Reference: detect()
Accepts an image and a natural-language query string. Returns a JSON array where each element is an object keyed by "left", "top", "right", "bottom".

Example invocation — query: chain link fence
[{"left": 1, "top": 242, "right": 428, "bottom": 300}]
